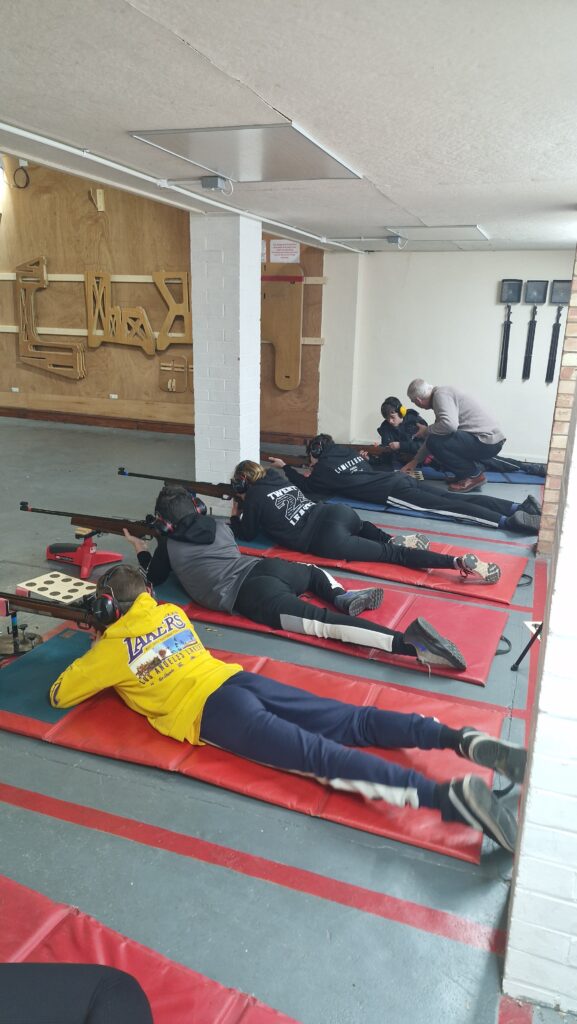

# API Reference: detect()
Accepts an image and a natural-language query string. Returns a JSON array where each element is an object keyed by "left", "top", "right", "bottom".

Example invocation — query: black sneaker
[
  {"left": 458, "top": 728, "right": 527, "bottom": 784},
  {"left": 391, "top": 533, "right": 430, "bottom": 551},
  {"left": 335, "top": 587, "right": 384, "bottom": 617},
  {"left": 518, "top": 495, "right": 542, "bottom": 516},
  {"left": 522, "top": 463, "right": 546, "bottom": 477},
  {"left": 456, "top": 553, "right": 501, "bottom": 584},
  {"left": 439, "top": 775, "right": 517, "bottom": 853},
  {"left": 504, "top": 509, "right": 541, "bottom": 533},
  {"left": 403, "top": 617, "right": 467, "bottom": 671}
]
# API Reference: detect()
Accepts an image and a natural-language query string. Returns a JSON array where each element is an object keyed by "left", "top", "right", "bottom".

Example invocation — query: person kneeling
[{"left": 49, "top": 566, "right": 526, "bottom": 853}]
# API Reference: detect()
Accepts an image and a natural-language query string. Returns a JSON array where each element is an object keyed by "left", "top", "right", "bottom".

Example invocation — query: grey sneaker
[
  {"left": 504, "top": 509, "right": 541, "bottom": 533},
  {"left": 456, "top": 553, "right": 501, "bottom": 584},
  {"left": 334, "top": 587, "right": 384, "bottom": 617},
  {"left": 458, "top": 728, "right": 527, "bottom": 784},
  {"left": 518, "top": 495, "right": 542, "bottom": 516},
  {"left": 391, "top": 533, "right": 430, "bottom": 551},
  {"left": 403, "top": 617, "right": 466, "bottom": 671},
  {"left": 440, "top": 775, "right": 517, "bottom": 853}
]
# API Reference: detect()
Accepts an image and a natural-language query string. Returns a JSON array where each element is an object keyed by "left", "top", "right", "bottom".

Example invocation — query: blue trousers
[
  {"left": 426, "top": 430, "right": 505, "bottom": 479},
  {"left": 200, "top": 671, "right": 444, "bottom": 809},
  {"left": 0, "top": 965, "right": 152, "bottom": 1023}
]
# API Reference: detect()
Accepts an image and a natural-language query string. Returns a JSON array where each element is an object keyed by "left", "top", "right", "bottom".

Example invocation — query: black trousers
[
  {"left": 388, "top": 475, "right": 515, "bottom": 527},
  {"left": 308, "top": 504, "right": 456, "bottom": 570},
  {"left": 0, "top": 964, "right": 152, "bottom": 1024},
  {"left": 234, "top": 557, "right": 407, "bottom": 653},
  {"left": 426, "top": 431, "right": 505, "bottom": 479}
]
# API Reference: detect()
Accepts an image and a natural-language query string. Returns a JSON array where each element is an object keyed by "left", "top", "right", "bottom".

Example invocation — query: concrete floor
[{"left": 0, "top": 417, "right": 573, "bottom": 1024}]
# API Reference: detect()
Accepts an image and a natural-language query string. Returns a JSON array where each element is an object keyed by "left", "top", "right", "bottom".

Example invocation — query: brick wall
[
  {"left": 504, "top": 258, "right": 577, "bottom": 1012},
  {"left": 538, "top": 252, "right": 577, "bottom": 553}
]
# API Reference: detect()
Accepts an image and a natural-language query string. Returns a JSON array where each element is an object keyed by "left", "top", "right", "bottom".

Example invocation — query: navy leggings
[
  {"left": 201, "top": 671, "right": 443, "bottom": 809},
  {"left": 309, "top": 503, "right": 456, "bottom": 570},
  {"left": 0, "top": 964, "right": 152, "bottom": 1023},
  {"left": 426, "top": 431, "right": 505, "bottom": 479}
]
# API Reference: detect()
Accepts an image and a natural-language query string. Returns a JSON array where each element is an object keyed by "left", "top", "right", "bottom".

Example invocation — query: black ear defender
[
  {"left": 188, "top": 492, "right": 208, "bottom": 516},
  {"left": 231, "top": 476, "right": 249, "bottom": 495},
  {"left": 306, "top": 436, "right": 327, "bottom": 459}
]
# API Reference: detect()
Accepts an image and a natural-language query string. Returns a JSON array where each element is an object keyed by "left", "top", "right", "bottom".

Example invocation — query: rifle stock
[
  {"left": 20, "top": 502, "right": 160, "bottom": 539},
  {"left": 0, "top": 590, "right": 95, "bottom": 628},
  {"left": 117, "top": 467, "right": 233, "bottom": 500}
]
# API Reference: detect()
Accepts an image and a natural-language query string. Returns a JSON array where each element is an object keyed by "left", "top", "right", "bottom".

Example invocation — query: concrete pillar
[{"left": 190, "top": 213, "right": 261, "bottom": 508}]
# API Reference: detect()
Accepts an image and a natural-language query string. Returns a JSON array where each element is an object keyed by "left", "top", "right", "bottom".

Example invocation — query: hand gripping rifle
[
  {"left": 117, "top": 468, "right": 233, "bottom": 501},
  {"left": 20, "top": 501, "right": 162, "bottom": 539}
]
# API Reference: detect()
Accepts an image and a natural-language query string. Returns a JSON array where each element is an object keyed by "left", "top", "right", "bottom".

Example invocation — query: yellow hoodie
[{"left": 49, "top": 593, "right": 242, "bottom": 744}]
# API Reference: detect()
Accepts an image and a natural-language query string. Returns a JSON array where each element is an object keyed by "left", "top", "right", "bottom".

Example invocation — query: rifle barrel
[
  {"left": 20, "top": 503, "right": 158, "bottom": 539},
  {"left": 117, "top": 468, "right": 233, "bottom": 500}
]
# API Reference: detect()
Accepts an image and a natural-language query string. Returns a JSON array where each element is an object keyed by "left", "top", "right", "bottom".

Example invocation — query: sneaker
[
  {"left": 391, "top": 533, "right": 430, "bottom": 551},
  {"left": 439, "top": 775, "right": 517, "bottom": 853},
  {"left": 403, "top": 617, "right": 467, "bottom": 671},
  {"left": 456, "top": 553, "right": 501, "bottom": 585},
  {"left": 447, "top": 473, "right": 486, "bottom": 492},
  {"left": 334, "top": 587, "right": 384, "bottom": 617},
  {"left": 522, "top": 463, "right": 546, "bottom": 477},
  {"left": 518, "top": 494, "right": 542, "bottom": 516},
  {"left": 504, "top": 509, "right": 541, "bottom": 533},
  {"left": 458, "top": 728, "right": 527, "bottom": 784}
]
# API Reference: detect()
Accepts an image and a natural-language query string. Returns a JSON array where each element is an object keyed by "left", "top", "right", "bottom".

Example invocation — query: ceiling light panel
[{"left": 130, "top": 124, "right": 360, "bottom": 183}]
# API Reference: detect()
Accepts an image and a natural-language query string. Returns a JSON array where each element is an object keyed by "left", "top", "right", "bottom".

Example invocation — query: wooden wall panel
[
  {"left": 0, "top": 164, "right": 193, "bottom": 423},
  {"left": 0, "top": 174, "right": 324, "bottom": 434}
]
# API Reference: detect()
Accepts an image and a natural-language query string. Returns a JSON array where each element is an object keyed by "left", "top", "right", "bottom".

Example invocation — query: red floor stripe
[
  {"left": 498, "top": 995, "right": 533, "bottom": 1023},
  {"left": 0, "top": 781, "right": 505, "bottom": 956}
]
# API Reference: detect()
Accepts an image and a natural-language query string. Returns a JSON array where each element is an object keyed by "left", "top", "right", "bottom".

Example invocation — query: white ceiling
[{"left": 1, "top": 0, "right": 577, "bottom": 251}]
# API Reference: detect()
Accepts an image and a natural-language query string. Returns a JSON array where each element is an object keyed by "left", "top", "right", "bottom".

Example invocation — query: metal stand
[
  {"left": 511, "top": 623, "right": 543, "bottom": 671},
  {"left": 46, "top": 529, "right": 123, "bottom": 580}
]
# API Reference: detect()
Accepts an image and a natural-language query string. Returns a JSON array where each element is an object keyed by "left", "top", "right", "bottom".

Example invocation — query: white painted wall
[{"left": 321, "top": 250, "right": 574, "bottom": 459}]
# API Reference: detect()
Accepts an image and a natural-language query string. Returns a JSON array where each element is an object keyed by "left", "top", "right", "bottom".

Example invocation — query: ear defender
[
  {"left": 231, "top": 476, "right": 249, "bottom": 495},
  {"left": 92, "top": 565, "right": 124, "bottom": 626},
  {"left": 399, "top": 405, "right": 407, "bottom": 417},
  {"left": 188, "top": 493, "right": 208, "bottom": 516},
  {"left": 306, "top": 437, "right": 326, "bottom": 459}
]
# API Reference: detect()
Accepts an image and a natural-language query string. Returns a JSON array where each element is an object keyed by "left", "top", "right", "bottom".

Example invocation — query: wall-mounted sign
[{"left": 270, "top": 239, "right": 301, "bottom": 263}]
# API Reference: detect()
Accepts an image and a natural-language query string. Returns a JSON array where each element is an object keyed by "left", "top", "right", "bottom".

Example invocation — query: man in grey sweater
[{"left": 402, "top": 380, "right": 506, "bottom": 492}]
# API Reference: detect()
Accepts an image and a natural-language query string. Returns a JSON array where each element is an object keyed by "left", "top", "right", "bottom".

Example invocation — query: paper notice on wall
[
  {"left": 269, "top": 239, "right": 301, "bottom": 263},
  {"left": 261, "top": 239, "right": 267, "bottom": 263}
]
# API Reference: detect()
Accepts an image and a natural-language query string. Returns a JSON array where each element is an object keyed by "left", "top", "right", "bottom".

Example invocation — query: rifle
[
  {"left": 0, "top": 590, "right": 96, "bottom": 627},
  {"left": 117, "top": 467, "right": 233, "bottom": 501},
  {"left": 522, "top": 305, "right": 537, "bottom": 381},
  {"left": 20, "top": 501, "right": 161, "bottom": 539},
  {"left": 260, "top": 444, "right": 378, "bottom": 467},
  {"left": 0, "top": 590, "right": 97, "bottom": 656}
]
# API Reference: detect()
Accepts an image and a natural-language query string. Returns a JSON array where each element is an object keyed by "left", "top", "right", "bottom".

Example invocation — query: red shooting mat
[
  {"left": 184, "top": 581, "right": 508, "bottom": 685},
  {"left": 0, "top": 639, "right": 505, "bottom": 862},
  {"left": 0, "top": 876, "right": 297, "bottom": 1024},
  {"left": 238, "top": 541, "right": 527, "bottom": 606}
]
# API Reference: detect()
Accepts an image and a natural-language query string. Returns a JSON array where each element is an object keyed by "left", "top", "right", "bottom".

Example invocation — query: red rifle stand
[{"left": 46, "top": 530, "right": 123, "bottom": 580}]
